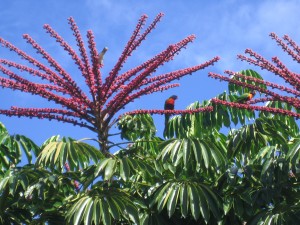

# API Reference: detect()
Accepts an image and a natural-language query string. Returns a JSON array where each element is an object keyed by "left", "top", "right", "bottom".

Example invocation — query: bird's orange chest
[
  {"left": 165, "top": 98, "right": 175, "bottom": 105},
  {"left": 248, "top": 93, "right": 253, "bottom": 100}
]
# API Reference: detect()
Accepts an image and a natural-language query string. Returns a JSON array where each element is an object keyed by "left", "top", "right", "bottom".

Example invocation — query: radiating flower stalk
[
  {"left": 0, "top": 13, "right": 218, "bottom": 153},
  {"left": 209, "top": 32, "right": 300, "bottom": 118}
]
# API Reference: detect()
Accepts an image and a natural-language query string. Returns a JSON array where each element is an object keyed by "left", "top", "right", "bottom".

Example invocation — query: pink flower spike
[{"left": 0, "top": 13, "right": 220, "bottom": 153}]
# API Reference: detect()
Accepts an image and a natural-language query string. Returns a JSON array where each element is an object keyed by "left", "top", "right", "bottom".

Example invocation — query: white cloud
[{"left": 172, "top": 0, "right": 300, "bottom": 76}]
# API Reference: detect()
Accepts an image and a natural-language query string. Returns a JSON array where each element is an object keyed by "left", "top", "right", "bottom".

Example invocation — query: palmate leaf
[
  {"left": 221, "top": 146, "right": 298, "bottom": 222},
  {"left": 0, "top": 164, "right": 66, "bottom": 196},
  {"left": 226, "top": 69, "right": 266, "bottom": 126},
  {"left": 24, "top": 172, "right": 76, "bottom": 202},
  {"left": 0, "top": 123, "right": 40, "bottom": 169},
  {"left": 167, "top": 114, "right": 192, "bottom": 139},
  {"left": 66, "top": 188, "right": 140, "bottom": 225},
  {"left": 165, "top": 97, "right": 230, "bottom": 138},
  {"left": 248, "top": 203, "right": 300, "bottom": 225},
  {"left": 228, "top": 69, "right": 266, "bottom": 95},
  {"left": 210, "top": 92, "right": 237, "bottom": 128},
  {"left": 158, "top": 137, "right": 226, "bottom": 170},
  {"left": 36, "top": 136, "right": 104, "bottom": 171},
  {"left": 150, "top": 181, "right": 222, "bottom": 223},
  {"left": 93, "top": 156, "right": 156, "bottom": 183},
  {"left": 260, "top": 101, "right": 299, "bottom": 137},
  {"left": 115, "top": 137, "right": 163, "bottom": 159},
  {"left": 118, "top": 114, "right": 156, "bottom": 141},
  {"left": 165, "top": 91, "right": 257, "bottom": 140},
  {"left": 227, "top": 117, "right": 290, "bottom": 159},
  {"left": 0, "top": 164, "right": 74, "bottom": 225}
]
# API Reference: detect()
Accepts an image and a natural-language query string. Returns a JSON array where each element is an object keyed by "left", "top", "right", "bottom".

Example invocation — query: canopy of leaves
[{"left": 1, "top": 66, "right": 300, "bottom": 225}]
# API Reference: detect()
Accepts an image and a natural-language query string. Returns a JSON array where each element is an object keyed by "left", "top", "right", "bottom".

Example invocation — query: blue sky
[{"left": 0, "top": 0, "right": 300, "bottom": 146}]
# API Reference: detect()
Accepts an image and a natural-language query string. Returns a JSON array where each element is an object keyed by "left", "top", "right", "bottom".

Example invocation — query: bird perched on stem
[
  {"left": 98, "top": 47, "right": 108, "bottom": 66},
  {"left": 164, "top": 95, "right": 178, "bottom": 137},
  {"left": 235, "top": 90, "right": 256, "bottom": 103}
]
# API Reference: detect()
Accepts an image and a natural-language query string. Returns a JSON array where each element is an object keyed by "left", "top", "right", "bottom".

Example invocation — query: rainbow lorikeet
[
  {"left": 235, "top": 90, "right": 256, "bottom": 103},
  {"left": 164, "top": 95, "right": 178, "bottom": 136}
]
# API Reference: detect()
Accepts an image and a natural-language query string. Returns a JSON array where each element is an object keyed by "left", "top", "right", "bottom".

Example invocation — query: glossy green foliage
[
  {"left": 165, "top": 91, "right": 256, "bottom": 140},
  {"left": 150, "top": 181, "right": 222, "bottom": 223},
  {"left": 260, "top": 101, "right": 299, "bottom": 136},
  {"left": 0, "top": 122, "right": 40, "bottom": 169},
  {"left": 247, "top": 204, "right": 300, "bottom": 225},
  {"left": 66, "top": 188, "right": 140, "bottom": 225},
  {"left": 287, "top": 135, "right": 300, "bottom": 165},
  {"left": 229, "top": 69, "right": 266, "bottom": 95},
  {"left": 118, "top": 114, "right": 156, "bottom": 141},
  {"left": 0, "top": 164, "right": 75, "bottom": 224},
  {"left": 93, "top": 156, "right": 156, "bottom": 182},
  {"left": 158, "top": 137, "right": 226, "bottom": 170},
  {"left": 227, "top": 117, "right": 291, "bottom": 159},
  {"left": 1, "top": 69, "right": 300, "bottom": 224},
  {"left": 165, "top": 98, "right": 229, "bottom": 139},
  {"left": 125, "top": 136, "right": 163, "bottom": 156},
  {"left": 36, "top": 136, "right": 104, "bottom": 171}
]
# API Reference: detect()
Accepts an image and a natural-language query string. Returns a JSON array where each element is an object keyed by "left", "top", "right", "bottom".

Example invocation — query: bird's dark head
[
  {"left": 250, "top": 90, "right": 256, "bottom": 96},
  {"left": 169, "top": 95, "right": 178, "bottom": 100}
]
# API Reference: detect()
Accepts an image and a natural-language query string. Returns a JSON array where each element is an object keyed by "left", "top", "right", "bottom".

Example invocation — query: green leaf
[
  {"left": 182, "top": 139, "right": 191, "bottom": 168},
  {"left": 118, "top": 114, "right": 156, "bottom": 141},
  {"left": 287, "top": 139, "right": 300, "bottom": 162},
  {"left": 167, "top": 184, "right": 180, "bottom": 217},
  {"left": 262, "top": 158, "right": 273, "bottom": 175},
  {"left": 101, "top": 200, "right": 111, "bottom": 225},
  {"left": 92, "top": 198, "right": 100, "bottom": 224},
  {"left": 125, "top": 203, "right": 139, "bottom": 225},
  {"left": 73, "top": 197, "right": 90, "bottom": 225},
  {"left": 191, "top": 139, "right": 201, "bottom": 166},
  {"left": 37, "top": 137, "right": 103, "bottom": 171},
  {"left": 189, "top": 184, "right": 200, "bottom": 220},
  {"left": 95, "top": 158, "right": 110, "bottom": 177},
  {"left": 107, "top": 198, "right": 121, "bottom": 220},
  {"left": 54, "top": 141, "right": 66, "bottom": 167},
  {"left": 200, "top": 184, "right": 221, "bottom": 219},
  {"left": 180, "top": 183, "right": 189, "bottom": 218},
  {"left": 199, "top": 140, "right": 209, "bottom": 169},
  {"left": 104, "top": 158, "right": 116, "bottom": 180},
  {"left": 152, "top": 182, "right": 172, "bottom": 211},
  {"left": 229, "top": 69, "right": 266, "bottom": 95},
  {"left": 83, "top": 198, "right": 94, "bottom": 225},
  {"left": 197, "top": 186, "right": 210, "bottom": 223},
  {"left": 120, "top": 157, "right": 130, "bottom": 181}
]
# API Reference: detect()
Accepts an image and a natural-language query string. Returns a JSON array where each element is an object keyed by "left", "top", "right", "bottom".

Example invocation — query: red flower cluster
[
  {"left": 212, "top": 98, "right": 300, "bottom": 118},
  {"left": 208, "top": 33, "right": 300, "bottom": 118},
  {"left": 0, "top": 13, "right": 219, "bottom": 150},
  {"left": 124, "top": 106, "right": 214, "bottom": 116}
]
